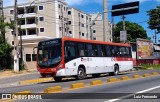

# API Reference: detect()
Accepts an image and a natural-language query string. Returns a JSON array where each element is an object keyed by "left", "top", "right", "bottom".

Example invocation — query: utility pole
[
  {"left": 14, "top": 0, "right": 19, "bottom": 72},
  {"left": 122, "top": 15, "right": 126, "bottom": 31},
  {"left": 103, "top": 0, "right": 110, "bottom": 42},
  {"left": 155, "top": 29, "right": 157, "bottom": 44}
]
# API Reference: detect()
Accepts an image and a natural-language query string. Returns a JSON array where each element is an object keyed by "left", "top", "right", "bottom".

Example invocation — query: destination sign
[{"left": 41, "top": 40, "right": 60, "bottom": 46}]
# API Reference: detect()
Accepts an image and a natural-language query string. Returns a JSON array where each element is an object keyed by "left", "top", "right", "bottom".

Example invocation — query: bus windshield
[{"left": 38, "top": 43, "right": 62, "bottom": 68}]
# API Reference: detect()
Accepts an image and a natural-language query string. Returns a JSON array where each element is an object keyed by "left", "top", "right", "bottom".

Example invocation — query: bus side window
[
  {"left": 78, "top": 43, "right": 85, "bottom": 56},
  {"left": 119, "top": 46, "right": 126, "bottom": 57},
  {"left": 112, "top": 46, "right": 119, "bottom": 57},
  {"left": 96, "top": 45, "right": 103, "bottom": 57},
  {"left": 86, "top": 44, "right": 95, "bottom": 56},
  {"left": 126, "top": 47, "right": 132, "bottom": 58},
  {"left": 105, "top": 45, "right": 111, "bottom": 57},
  {"left": 65, "top": 42, "right": 76, "bottom": 58}
]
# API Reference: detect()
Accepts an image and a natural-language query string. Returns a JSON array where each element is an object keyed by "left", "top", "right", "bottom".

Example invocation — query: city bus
[{"left": 37, "top": 37, "right": 133, "bottom": 81}]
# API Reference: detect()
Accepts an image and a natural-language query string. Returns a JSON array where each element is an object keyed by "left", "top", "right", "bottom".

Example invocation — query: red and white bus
[{"left": 37, "top": 37, "right": 133, "bottom": 81}]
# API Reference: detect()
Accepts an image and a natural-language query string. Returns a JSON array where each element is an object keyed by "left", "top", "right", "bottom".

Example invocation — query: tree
[
  {"left": 0, "top": 36, "right": 13, "bottom": 69},
  {"left": 113, "top": 21, "right": 148, "bottom": 42},
  {"left": 147, "top": 6, "right": 160, "bottom": 33}
]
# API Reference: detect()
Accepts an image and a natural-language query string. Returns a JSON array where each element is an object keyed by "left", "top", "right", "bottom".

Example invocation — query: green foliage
[
  {"left": 113, "top": 21, "right": 148, "bottom": 42},
  {"left": 140, "top": 64, "right": 160, "bottom": 70},
  {"left": 0, "top": 36, "right": 13, "bottom": 69},
  {"left": 147, "top": 6, "right": 160, "bottom": 33}
]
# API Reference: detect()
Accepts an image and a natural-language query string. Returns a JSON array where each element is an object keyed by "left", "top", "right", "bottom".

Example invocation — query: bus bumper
[{"left": 56, "top": 69, "right": 66, "bottom": 76}]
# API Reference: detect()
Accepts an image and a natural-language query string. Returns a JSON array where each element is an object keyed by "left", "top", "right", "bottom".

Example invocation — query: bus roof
[{"left": 62, "top": 37, "right": 131, "bottom": 47}]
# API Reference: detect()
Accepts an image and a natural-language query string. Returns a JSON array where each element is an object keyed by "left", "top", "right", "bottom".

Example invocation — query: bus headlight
[{"left": 57, "top": 64, "right": 63, "bottom": 71}]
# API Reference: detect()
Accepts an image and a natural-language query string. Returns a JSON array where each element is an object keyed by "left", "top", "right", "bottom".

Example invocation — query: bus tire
[
  {"left": 76, "top": 67, "right": 86, "bottom": 80},
  {"left": 109, "top": 65, "right": 119, "bottom": 76},
  {"left": 92, "top": 74, "right": 100, "bottom": 78},
  {"left": 54, "top": 77, "right": 62, "bottom": 82}
]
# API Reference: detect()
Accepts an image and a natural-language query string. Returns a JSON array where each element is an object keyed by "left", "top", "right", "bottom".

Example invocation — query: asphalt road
[
  {"left": 14, "top": 73, "right": 160, "bottom": 102},
  {"left": 0, "top": 69, "right": 160, "bottom": 94}
]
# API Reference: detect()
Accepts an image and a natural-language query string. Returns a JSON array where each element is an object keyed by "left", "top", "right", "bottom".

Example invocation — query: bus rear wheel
[
  {"left": 54, "top": 77, "right": 62, "bottom": 82},
  {"left": 76, "top": 68, "right": 86, "bottom": 80},
  {"left": 109, "top": 65, "right": 119, "bottom": 76}
]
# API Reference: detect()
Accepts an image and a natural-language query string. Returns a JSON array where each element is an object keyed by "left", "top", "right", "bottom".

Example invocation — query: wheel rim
[
  {"left": 78, "top": 69, "right": 84, "bottom": 79},
  {"left": 114, "top": 66, "right": 119, "bottom": 75}
]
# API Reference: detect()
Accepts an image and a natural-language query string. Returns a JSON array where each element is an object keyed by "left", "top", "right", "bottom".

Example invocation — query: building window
[
  {"left": 59, "top": 27, "right": 62, "bottom": 31},
  {"left": 12, "top": 41, "right": 14, "bottom": 45},
  {"left": 64, "top": 7, "right": 66, "bottom": 10},
  {"left": 39, "top": 6, "right": 44, "bottom": 10},
  {"left": 81, "top": 14, "right": 84, "bottom": 18},
  {"left": 68, "top": 11, "right": 71, "bottom": 15},
  {"left": 81, "top": 23, "right": 84, "bottom": 27},
  {"left": 59, "top": 4, "right": 61, "bottom": 8},
  {"left": 39, "top": 17, "right": 44, "bottom": 21},
  {"left": 10, "top": 10, "right": 14, "bottom": 14},
  {"left": 40, "top": 28, "right": 44, "bottom": 32},
  {"left": 32, "top": 54, "right": 37, "bottom": 61},
  {"left": 11, "top": 31, "right": 14, "bottom": 35},
  {"left": 82, "top": 33, "right": 85, "bottom": 36},
  {"left": 26, "top": 54, "right": 31, "bottom": 62},
  {"left": 68, "top": 21, "right": 71, "bottom": 25},
  {"left": 86, "top": 25, "right": 88, "bottom": 28},
  {"left": 93, "top": 30, "right": 96, "bottom": 33},
  {"left": 69, "top": 31, "right": 72, "bottom": 34},
  {"left": 86, "top": 16, "right": 88, "bottom": 20}
]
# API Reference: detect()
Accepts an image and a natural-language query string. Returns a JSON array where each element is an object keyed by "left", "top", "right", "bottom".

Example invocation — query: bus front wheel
[
  {"left": 54, "top": 77, "right": 62, "bottom": 82},
  {"left": 76, "top": 68, "right": 86, "bottom": 80}
]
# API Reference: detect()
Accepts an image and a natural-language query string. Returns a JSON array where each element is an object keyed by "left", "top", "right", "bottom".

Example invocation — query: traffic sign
[
  {"left": 120, "top": 31, "right": 127, "bottom": 42},
  {"left": 112, "top": 1, "right": 139, "bottom": 16}
]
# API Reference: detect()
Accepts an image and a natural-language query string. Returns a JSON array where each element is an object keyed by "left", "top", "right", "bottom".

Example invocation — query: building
[
  {"left": 67, "top": 7, "right": 91, "bottom": 39},
  {"left": 3, "top": 0, "right": 93, "bottom": 70},
  {"left": 91, "top": 14, "right": 112, "bottom": 41}
]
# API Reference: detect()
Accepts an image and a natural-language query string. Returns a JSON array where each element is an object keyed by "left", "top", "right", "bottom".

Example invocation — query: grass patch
[{"left": 140, "top": 64, "right": 160, "bottom": 70}]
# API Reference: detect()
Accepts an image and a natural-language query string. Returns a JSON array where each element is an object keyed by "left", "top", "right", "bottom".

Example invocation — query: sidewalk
[
  {"left": 0, "top": 69, "right": 40, "bottom": 88},
  {"left": 0, "top": 69, "right": 37, "bottom": 79}
]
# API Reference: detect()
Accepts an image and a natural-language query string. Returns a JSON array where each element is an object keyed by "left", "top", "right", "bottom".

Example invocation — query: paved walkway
[{"left": 0, "top": 69, "right": 40, "bottom": 88}]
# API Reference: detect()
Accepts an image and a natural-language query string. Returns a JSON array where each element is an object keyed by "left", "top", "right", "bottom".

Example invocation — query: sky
[{"left": 3, "top": 0, "right": 160, "bottom": 43}]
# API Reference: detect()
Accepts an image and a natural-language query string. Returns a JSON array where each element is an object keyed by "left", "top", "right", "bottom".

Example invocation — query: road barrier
[
  {"left": 152, "top": 72, "right": 159, "bottom": 75},
  {"left": 107, "top": 77, "right": 119, "bottom": 82},
  {"left": 120, "top": 76, "right": 130, "bottom": 80},
  {"left": 132, "top": 74, "right": 142, "bottom": 78},
  {"left": 70, "top": 83, "right": 85, "bottom": 89},
  {"left": 143, "top": 73, "right": 151, "bottom": 77},
  {"left": 90, "top": 80, "right": 103, "bottom": 85},
  {"left": 44, "top": 86, "right": 62, "bottom": 93}
]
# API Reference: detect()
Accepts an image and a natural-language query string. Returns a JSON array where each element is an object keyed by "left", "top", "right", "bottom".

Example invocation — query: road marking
[{"left": 105, "top": 85, "right": 160, "bottom": 102}]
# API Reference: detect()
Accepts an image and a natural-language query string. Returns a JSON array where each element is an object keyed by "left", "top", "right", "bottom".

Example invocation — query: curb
[{"left": 19, "top": 78, "right": 53, "bottom": 85}]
